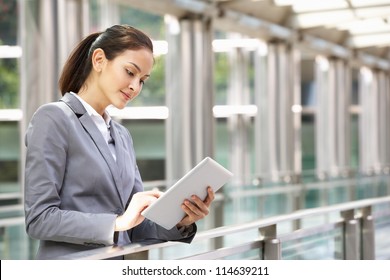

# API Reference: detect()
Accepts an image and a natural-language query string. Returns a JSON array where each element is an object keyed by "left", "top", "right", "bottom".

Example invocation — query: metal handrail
[
  {"left": 58, "top": 195, "right": 390, "bottom": 260},
  {"left": 0, "top": 216, "right": 25, "bottom": 227}
]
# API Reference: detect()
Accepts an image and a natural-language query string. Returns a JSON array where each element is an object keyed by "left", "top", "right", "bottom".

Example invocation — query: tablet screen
[{"left": 141, "top": 157, "right": 233, "bottom": 230}]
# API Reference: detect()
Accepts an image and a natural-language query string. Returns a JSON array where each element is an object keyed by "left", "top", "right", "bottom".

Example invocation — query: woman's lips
[{"left": 121, "top": 91, "right": 131, "bottom": 101}]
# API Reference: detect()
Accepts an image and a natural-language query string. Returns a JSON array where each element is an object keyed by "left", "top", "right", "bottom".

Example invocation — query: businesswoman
[{"left": 24, "top": 24, "right": 215, "bottom": 259}]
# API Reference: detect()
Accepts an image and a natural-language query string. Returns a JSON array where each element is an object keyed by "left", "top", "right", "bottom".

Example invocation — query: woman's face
[{"left": 97, "top": 48, "right": 154, "bottom": 110}]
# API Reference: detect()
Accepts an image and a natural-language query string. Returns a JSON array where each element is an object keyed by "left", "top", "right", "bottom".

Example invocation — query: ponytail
[{"left": 58, "top": 32, "right": 102, "bottom": 95}]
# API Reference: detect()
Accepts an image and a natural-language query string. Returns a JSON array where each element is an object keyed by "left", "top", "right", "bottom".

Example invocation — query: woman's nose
[{"left": 128, "top": 80, "right": 139, "bottom": 92}]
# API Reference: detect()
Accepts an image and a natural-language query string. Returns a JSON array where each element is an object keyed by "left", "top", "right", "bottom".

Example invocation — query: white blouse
[{"left": 71, "top": 92, "right": 116, "bottom": 161}]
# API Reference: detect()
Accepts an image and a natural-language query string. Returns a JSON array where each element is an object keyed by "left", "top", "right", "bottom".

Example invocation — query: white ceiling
[{"left": 122, "top": 0, "right": 390, "bottom": 59}]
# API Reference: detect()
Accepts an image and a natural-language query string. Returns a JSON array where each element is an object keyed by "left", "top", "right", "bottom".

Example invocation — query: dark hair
[{"left": 58, "top": 25, "right": 154, "bottom": 95}]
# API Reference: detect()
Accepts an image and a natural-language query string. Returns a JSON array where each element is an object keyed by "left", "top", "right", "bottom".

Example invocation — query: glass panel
[
  {"left": 0, "top": 0, "right": 18, "bottom": 45},
  {"left": 149, "top": 229, "right": 262, "bottom": 259},
  {"left": 0, "top": 224, "right": 37, "bottom": 260},
  {"left": 351, "top": 69, "right": 359, "bottom": 105},
  {"left": 0, "top": 121, "right": 20, "bottom": 194},
  {"left": 301, "top": 58, "right": 315, "bottom": 106},
  {"left": 222, "top": 247, "right": 262, "bottom": 260},
  {"left": 148, "top": 238, "right": 214, "bottom": 260},
  {"left": 303, "top": 175, "right": 390, "bottom": 209},
  {"left": 373, "top": 202, "right": 390, "bottom": 260},
  {"left": 248, "top": 51, "right": 255, "bottom": 105},
  {"left": 0, "top": 1, "right": 19, "bottom": 109},
  {"left": 88, "top": 0, "right": 100, "bottom": 29},
  {"left": 355, "top": 175, "right": 390, "bottom": 199},
  {"left": 0, "top": 58, "right": 19, "bottom": 109},
  {"left": 374, "top": 217, "right": 390, "bottom": 259},
  {"left": 223, "top": 183, "right": 300, "bottom": 226},
  {"left": 301, "top": 58, "right": 316, "bottom": 179},
  {"left": 301, "top": 114, "right": 316, "bottom": 173},
  {"left": 215, "top": 118, "right": 229, "bottom": 168},
  {"left": 351, "top": 114, "right": 359, "bottom": 169},
  {"left": 122, "top": 119, "right": 165, "bottom": 181},
  {"left": 350, "top": 68, "right": 360, "bottom": 169},
  {"left": 215, "top": 52, "right": 229, "bottom": 105},
  {"left": 213, "top": 230, "right": 264, "bottom": 260},
  {"left": 215, "top": 118, "right": 255, "bottom": 177},
  {"left": 281, "top": 227, "right": 343, "bottom": 260}
]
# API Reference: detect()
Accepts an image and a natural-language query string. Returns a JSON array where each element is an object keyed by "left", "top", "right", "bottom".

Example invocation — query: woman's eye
[
  {"left": 140, "top": 80, "right": 145, "bottom": 85},
  {"left": 126, "top": 69, "right": 134, "bottom": 76}
]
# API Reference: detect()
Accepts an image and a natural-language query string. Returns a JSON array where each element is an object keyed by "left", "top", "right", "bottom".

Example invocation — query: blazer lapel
[
  {"left": 109, "top": 123, "right": 131, "bottom": 206},
  {"left": 60, "top": 93, "right": 125, "bottom": 207}
]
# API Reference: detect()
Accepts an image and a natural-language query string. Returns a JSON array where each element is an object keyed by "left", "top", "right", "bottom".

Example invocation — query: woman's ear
[{"left": 91, "top": 48, "right": 106, "bottom": 72}]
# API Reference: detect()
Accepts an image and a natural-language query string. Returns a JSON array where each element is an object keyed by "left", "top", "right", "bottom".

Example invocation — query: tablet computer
[{"left": 141, "top": 157, "right": 233, "bottom": 230}]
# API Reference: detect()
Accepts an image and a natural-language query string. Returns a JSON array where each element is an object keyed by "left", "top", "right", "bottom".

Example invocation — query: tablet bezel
[{"left": 141, "top": 157, "right": 233, "bottom": 230}]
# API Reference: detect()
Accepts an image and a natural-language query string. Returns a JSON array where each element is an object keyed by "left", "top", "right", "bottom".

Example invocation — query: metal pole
[
  {"left": 259, "top": 225, "right": 281, "bottom": 260},
  {"left": 342, "top": 210, "right": 360, "bottom": 260},
  {"left": 361, "top": 206, "right": 375, "bottom": 260}
]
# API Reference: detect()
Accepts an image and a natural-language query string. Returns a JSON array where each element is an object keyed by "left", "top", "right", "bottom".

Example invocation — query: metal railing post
[
  {"left": 210, "top": 197, "right": 224, "bottom": 250},
  {"left": 259, "top": 225, "right": 281, "bottom": 260},
  {"left": 342, "top": 210, "right": 360, "bottom": 260},
  {"left": 361, "top": 206, "right": 375, "bottom": 259},
  {"left": 124, "top": 251, "right": 149, "bottom": 260}
]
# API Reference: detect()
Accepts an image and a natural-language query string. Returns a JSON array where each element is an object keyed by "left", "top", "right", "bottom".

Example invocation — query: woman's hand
[
  {"left": 115, "top": 190, "right": 163, "bottom": 231},
  {"left": 176, "top": 186, "right": 215, "bottom": 228}
]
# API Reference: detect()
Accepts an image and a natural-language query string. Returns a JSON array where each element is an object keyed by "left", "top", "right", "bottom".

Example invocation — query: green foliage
[
  {"left": 130, "top": 55, "right": 166, "bottom": 106},
  {"left": 118, "top": 5, "right": 165, "bottom": 40},
  {"left": 0, "top": 0, "right": 18, "bottom": 45},
  {"left": 0, "top": 58, "right": 19, "bottom": 108},
  {"left": 0, "top": 0, "right": 19, "bottom": 109},
  {"left": 214, "top": 52, "right": 229, "bottom": 105}
]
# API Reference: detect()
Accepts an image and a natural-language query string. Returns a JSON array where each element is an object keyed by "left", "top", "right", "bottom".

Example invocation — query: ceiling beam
[
  {"left": 115, "top": 0, "right": 390, "bottom": 69},
  {"left": 289, "top": 5, "right": 390, "bottom": 29},
  {"left": 348, "top": 32, "right": 390, "bottom": 49},
  {"left": 114, "top": 0, "right": 187, "bottom": 17}
]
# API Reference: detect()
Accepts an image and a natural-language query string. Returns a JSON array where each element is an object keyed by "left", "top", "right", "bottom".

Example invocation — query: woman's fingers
[
  {"left": 203, "top": 187, "right": 215, "bottom": 206},
  {"left": 176, "top": 187, "right": 216, "bottom": 227},
  {"left": 116, "top": 190, "right": 165, "bottom": 231},
  {"left": 189, "top": 187, "right": 215, "bottom": 210},
  {"left": 142, "top": 189, "right": 164, "bottom": 198},
  {"left": 183, "top": 199, "right": 208, "bottom": 217},
  {"left": 181, "top": 188, "right": 215, "bottom": 218}
]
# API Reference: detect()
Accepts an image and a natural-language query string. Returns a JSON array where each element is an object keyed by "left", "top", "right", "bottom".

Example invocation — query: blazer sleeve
[
  {"left": 24, "top": 104, "right": 116, "bottom": 246},
  {"left": 125, "top": 152, "right": 197, "bottom": 244},
  {"left": 114, "top": 125, "right": 198, "bottom": 244},
  {"left": 129, "top": 218, "right": 197, "bottom": 244}
]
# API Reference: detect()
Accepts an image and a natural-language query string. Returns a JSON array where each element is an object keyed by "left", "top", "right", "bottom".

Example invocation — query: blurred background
[{"left": 1, "top": 0, "right": 390, "bottom": 260}]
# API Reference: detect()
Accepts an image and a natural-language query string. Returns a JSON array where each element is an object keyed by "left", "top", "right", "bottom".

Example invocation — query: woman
[{"left": 24, "top": 24, "right": 214, "bottom": 259}]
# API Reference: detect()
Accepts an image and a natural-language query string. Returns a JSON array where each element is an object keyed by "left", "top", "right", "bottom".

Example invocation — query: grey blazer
[{"left": 24, "top": 93, "right": 195, "bottom": 259}]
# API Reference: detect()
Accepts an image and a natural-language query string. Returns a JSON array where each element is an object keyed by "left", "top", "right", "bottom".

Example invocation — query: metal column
[
  {"left": 254, "top": 42, "right": 301, "bottom": 183},
  {"left": 359, "top": 67, "right": 381, "bottom": 174},
  {"left": 226, "top": 35, "right": 251, "bottom": 185},
  {"left": 360, "top": 68, "right": 390, "bottom": 173},
  {"left": 20, "top": 0, "right": 91, "bottom": 126},
  {"left": 377, "top": 71, "right": 390, "bottom": 172},
  {"left": 361, "top": 206, "right": 375, "bottom": 260},
  {"left": 259, "top": 225, "right": 281, "bottom": 260},
  {"left": 165, "top": 16, "right": 215, "bottom": 183},
  {"left": 19, "top": 0, "right": 91, "bottom": 259},
  {"left": 20, "top": 0, "right": 92, "bottom": 178},
  {"left": 315, "top": 57, "right": 351, "bottom": 178},
  {"left": 342, "top": 210, "right": 360, "bottom": 260}
]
